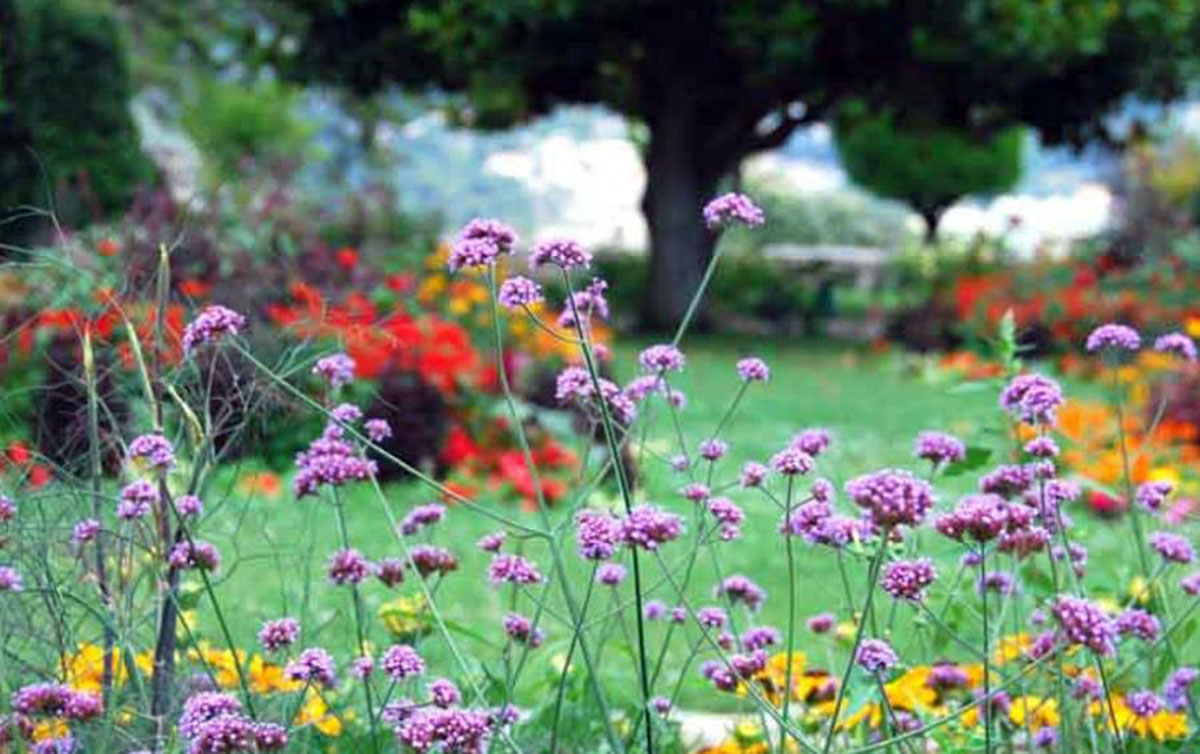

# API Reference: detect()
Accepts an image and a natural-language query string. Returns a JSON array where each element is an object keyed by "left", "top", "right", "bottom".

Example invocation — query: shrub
[{"left": 0, "top": 0, "right": 152, "bottom": 238}]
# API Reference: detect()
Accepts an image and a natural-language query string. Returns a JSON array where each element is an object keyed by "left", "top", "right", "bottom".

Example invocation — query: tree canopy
[{"left": 270, "top": 0, "right": 1200, "bottom": 327}]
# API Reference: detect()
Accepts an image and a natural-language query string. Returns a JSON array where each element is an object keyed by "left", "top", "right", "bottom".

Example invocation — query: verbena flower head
[
  {"left": 1154, "top": 332, "right": 1198, "bottom": 362},
  {"left": 575, "top": 509, "right": 622, "bottom": 560},
  {"left": 477, "top": 531, "right": 506, "bottom": 553},
  {"left": 698, "top": 438, "right": 728, "bottom": 461},
  {"left": 808, "top": 515, "right": 865, "bottom": 549},
  {"left": 718, "top": 574, "right": 765, "bottom": 611},
  {"left": 935, "top": 494, "right": 1009, "bottom": 542},
  {"left": 0, "top": 566, "right": 23, "bottom": 592},
  {"left": 498, "top": 276, "right": 543, "bottom": 309},
  {"left": 254, "top": 723, "right": 288, "bottom": 751},
  {"left": 596, "top": 563, "right": 626, "bottom": 586},
  {"left": 118, "top": 480, "right": 158, "bottom": 520},
  {"left": 555, "top": 366, "right": 637, "bottom": 424},
  {"left": 71, "top": 518, "right": 100, "bottom": 544},
  {"left": 258, "top": 618, "right": 300, "bottom": 652},
  {"left": 1150, "top": 532, "right": 1195, "bottom": 564},
  {"left": 448, "top": 238, "right": 500, "bottom": 273},
  {"left": 1024, "top": 437, "right": 1060, "bottom": 458},
  {"left": 739, "top": 462, "right": 768, "bottom": 488},
  {"left": 808, "top": 612, "right": 836, "bottom": 633},
  {"left": 1136, "top": 481, "right": 1174, "bottom": 512},
  {"left": 365, "top": 418, "right": 392, "bottom": 443},
  {"left": 400, "top": 503, "right": 446, "bottom": 536},
  {"left": 770, "top": 447, "right": 814, "bottom": 476},
  {"left": 428, "top": 678, "right": 461, "bottom": 708},
  {"left": 782, "top": 499, "right": 831, "bottom": 540},
  {"left": 927, "top": 662, "right": 969, "bottom": 690},
  {"left": 285, "top": 647, "right": 337, "bottom": 688},
  {"left": 855, "top": 639, "right": 898, "bottom": 674},
  {"left": 790, "top": 428, "right": 831, "bottom": 458},
  {"left": 488, "top": 554, "right": 543, "bottom": 585},
  {"left": 999, "top": 373, "right": 1064, "bottom": 425},
  {"left": 707, "top": 497, "right": 745, "bottom": 540},
  {"left": 643, "top": 600, "right": 667, "bottom": 620},
  {"left": 293, "top": 427, "right": 378, "bottom": 497},
  {"left": 1126, "top": 689, "right": 1162, "bottom": 718},
  {"left": 503, "top": 613, "right": 544, "bottom": 647},
  {"left": 1164, "top": 667, "right": 1198, "bottom": 712},
  {"left": 914, "top": 431, "right": 965, "bottom": 466},
  {"left": 558, "top": 277, "right": 609, "bottom": 327},
  {"left": 681, "top": 482, "right": 710, "bottom": 503},
  {"left": 128, "top": 433, "right": 175, "bottom": 469},
  {"left": 376, "top": 557, "right": 406, "bottom": 588},
  {"left": 977, "top": 571, "right": 1015, "bottom": 596},
  {"left": 697, "top": 606, "right": 728, "bottom": 630},
  {"left": 382, "top": 645, "right": 425, "bottom": 681},
  {"left": 1086, "top": 322, "right": 1141, "bottom": 352},
  {"left": 703, "top": 192, "right": 765, "bottom": 229},
  {"left": 1051, "top": 595, "right": 1116, "bottom": 655},
  {"left": 409, "top": 545, "right": 458, "bottom": 578},
  {"left": 1033, "top": 727, "right": 1058, "bottom": 749},
  {"left": 845, "top": 469, "right": 934, "bottom": 528},
  {"left": 396, "top": 707, "right": 491, "bottom": 754},
  {"left": 176, "top": 494, "right": 204, "bottom": 517},
  {"left": 178, "top": 692, "right": 243, "bottom": 738},
  {"left": 979, "top": 464, "right": 1035, "bottom": 498},
  {"left": 182, "top": 305, "right": 246, "bottom": 354},
  {"left": 169, "top": 540, "right": 221, "bottom": 571},
  {"left": 1182, "top": 571, "right": 1200, "bottom": 596},
  {"left": 736, "top": 357, "right": 770, "bottom": 382},
  {"left": 0, "top": 495, "right": 13, "bottom": 521},
  {"left": 529, "top": 238, "right": 591, "bottom": 270},
  {"left": 881, "top": 558, "right": 937, "bottom": 601},
  {"left": 1115, "top": 608, "right": 1161, "bottom": 642},
  {"left": 742, "top": 626, "right": 781, "bottom": 651},
  {"left": 313, "top": 353, "right": 356, "bottom": 388},
  {"left": 330, "top": 402, "right": 362, "bottom": 424},
  {"left": 621, "top": 505, "right": 683, "bottom": 550},
  {"left": 638, "top": 344, "right": 685, "bottom": 373}
]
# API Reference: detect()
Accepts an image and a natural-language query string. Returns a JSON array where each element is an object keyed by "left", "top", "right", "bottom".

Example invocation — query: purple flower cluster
[
  {"left": 1024, "top": 436, "right": 1060, "bottom": 458},
  {"left": 396, "top": 707, "right": 492, "bottom": 754},
  {"left": 596, "top": 563, "right": 626, "bottom": 586},
  {"left": 638, "top": 344, "right": 685, "bottom": 373},
  {"left": 258, "top": 617, "right": 300, "bottom": 652},
  {"left": 979, "top": 464, "right": 1035, "bottom": 498},
  {"left": 739, "top": 461, "right": 768, "bottom": 488},
  {"left": 698, "top": 438, "right": 728, "bottom": 461},
  {"left": 168, "top": 540, "right": 221, "bottom": 571},
  {"left": 409, "top": 546, "right": 458, "bottom": 578},
  {"left": 0, "top": 566, "right": 22, "bottom": 592},
  {"left": 313, "top": 353, "right": 356, "bottom": 388},
  {"left": 702, "top": 192, "right": 765, "bottom": 229},
  {"left": 182, "top": 305, "right": 246, "bottom": 354},
  {"left": 0, "top": 495, "right": 13, "bottom": 521},
  {"left": 845, "top": 469, "right": 934, "bottom": 528},
  {"left": 1000, "top": 373, "right": 1064, "bottom": 425},
  {"left": 1150, "top": 532, "right": 1195, "bottom": 564},
  {"left": 555, "top": 366, "right": 636, "bottom": 425},
  {"left": 365, "top": 418, "right": 392, "bottom": 443},
  {"left": 118, "top": 480, "right": 158, "bottom": 520},
  {"left": 400, "top": 504, "right": 446, "bottom": 536},
  {"left": 503, "top": 613, "right": 544, "bottom": 647},
  {"left": 477, "top": 532, "right": 505, "bottom": 553},
  {"left": 718, "top": 574, "right": 766, "bottom": 611},
  {"left": 428, "top": 678, "right": 461, "bottom": 708},
  {"left": 790, "top": 428, "right": 831, "bottom": 458},
  {"left": 855, "top": 639, "right": 898, "bottom": 674},
  {"left": 935, "top": 494, "right": 1010, "bottom": 543},
  {"left": 284, "top": 647, "right": 337, "bottom": 688},
  {"left": 914, "top": 431, "right": 965, "bottom": 466},
  {"left": 770, "top": 447, "right": 814, "bottom": 476},
  {"left": 621, "top": 505, "right": 683, "bottom": 550},
  {"left": 11, "top": 683, "right": 101, "bottom": 720},
  {"left": 377, "top": 558, "right": 406, "bottom": 587},
  {"left": 177, "top": 494, "right": 204, "bottom": 517},
  {"left": 71, "top": 518, "right": 100, "bottom": 544},
  {"left": 497, "top": 276, "right": 543, "bottom": 309},
  {"left": 1051, "top": 596, "right": 1116, "bottom": 655},
  {"left": 881, "top": 558, "right": 937, "bottom": 602},
  {"left": 382, "top": 645, "right": 425, "bottom": 681},
  {"left": 736, "top": 357, "right": 770, "bottom": 382},
  {"left": 293, "top": 425, "right": 378, "bottom": 497},
  {"left": 1136, "top": 480, "right": 1174, "bottom": 511},
  {"left": 558, "top": 278, "right": 609, "bottom": 328},
  {"left": 327, "top": 548, "right": 372, "bottom": 585},
  {"left": 529, "top": 238, "right": 591, "bottom": 270},
  {"left": 1164, "top": 667, "right": 1198, "bottom": 712},
  {"left": 128, "top": 433, "right": 175, "bottom": 469},
  {"left": 488, "top": 554, "right": 543, "bottom": 585},
  {"left": 742, "top": 626, "right": 780, "bottom": 651},
  {"left": 448, "top": 219, "right": 518, "bottom": 272},
  {"left": 1126, "top": 689, "right": 1162, "bottom": 718},
  {"left": 1154, "top": 332, "right": 1198, "bottom": 361},
  {"left": 1182, "top": 571, "right": 1200, "bottom": 596},
  {"left": 707, "top": 497, "right": 745, "bottom": 540},
  {"left": 1086, "top": 323, "right": 1141, "bottom": 352},
  {"left": 178, "top": 692, "right": 243, "bottom": 738},
  {"left": 1115, "top": 608, "right": 1161, "bottom": 642}
]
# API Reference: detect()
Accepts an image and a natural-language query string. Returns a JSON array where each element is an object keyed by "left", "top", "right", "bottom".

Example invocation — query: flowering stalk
[
  {"left": 781, "top": 476, "right": 798, "bottom": 752},
  {"left": 82, "top": 329, "right": 115, "bottom": 705},
  {"left": 978, "top": 543, "right": 992, "bottom": 754}
]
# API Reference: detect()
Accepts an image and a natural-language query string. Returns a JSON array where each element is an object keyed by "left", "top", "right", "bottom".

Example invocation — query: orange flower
[{"left": 97, "top": 238, "right": 119, "bottom": 257}]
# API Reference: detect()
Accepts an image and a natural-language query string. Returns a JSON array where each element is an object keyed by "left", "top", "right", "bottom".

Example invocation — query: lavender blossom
[
  {"left": 736, "top": 357, "right": 770, "bottom": 382},
  {"left": 1154, "top": 332, "right": 1198, "bottom": 362},
  {"left": 182, "top": 305, "right": 246, "bottom": 354},
  {"left": 529, "top": 238, "right": 591, "bottom": 270},
  {"left": 313, "top": 353, "right": 356, "bottom": 388},
  {"left": 498, "top": 276, "right": 544, "bottom": 309},
  {"left": 1086, "top": 323, "right": 1142, "bottom": 352},
  {"left": 703, "top": 192, "right": 765, "bottom": 229}
]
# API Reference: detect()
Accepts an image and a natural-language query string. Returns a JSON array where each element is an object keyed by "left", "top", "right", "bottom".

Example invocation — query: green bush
[
  {"left": 0, "top": 0, "right": 152, "bottom": 233},
  {"left": 181, "top": 77, "right": 315, "bottom": 185}
]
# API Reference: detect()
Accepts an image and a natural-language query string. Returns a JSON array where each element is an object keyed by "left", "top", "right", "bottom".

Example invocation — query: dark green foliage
[
  {"left": 0, "top": 0, "right": 152, "bottom": 234},
  {"left": 836, "top": 110, "right": 1024, "bottom": 239}
]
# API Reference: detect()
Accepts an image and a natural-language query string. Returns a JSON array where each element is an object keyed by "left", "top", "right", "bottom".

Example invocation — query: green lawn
[{"left": 193, "top": 336, "right": 1160, "bottom": 717}]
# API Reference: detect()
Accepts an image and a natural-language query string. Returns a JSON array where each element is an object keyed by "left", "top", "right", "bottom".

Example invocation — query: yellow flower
[
  {"left": 32, "top": 718, "right": 69, "bottom": 742},
  {"left": 187, "top": 643, "right": 247, "bottom": 690},
  {"left": 993, "top": 633, "right": 1030, "bottom": 665},
  {"left": 296, "top": 691, "right": 343, "bottom": 737},
  {"left": 249, "top": 655, "right": 301, "bottom": 695},
  {"left": 1127, "top": 577, "right": 1156, "bottom": 605},
  {"left": 1009, "top": 695, "right": 1060, "bottom": 730},
  {"left": 62, "top": 643, "right": 153, "bottom": 693},
  {"left": 379, "top": 593, "right": 432, "bottom": 639}
]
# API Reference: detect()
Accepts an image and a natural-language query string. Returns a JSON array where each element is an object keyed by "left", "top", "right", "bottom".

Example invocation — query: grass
[{"left": 190, "top": 336, "right": 1171, "bottom": 716}]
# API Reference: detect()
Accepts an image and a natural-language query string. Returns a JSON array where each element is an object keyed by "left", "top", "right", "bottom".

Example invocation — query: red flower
[
  {"left": 179, "top": 279, "right": 212, "bottom": 299},
  {"left": 1086, "top": 489, "right": 1126, "bottom": 518},
  {"left": 97, "top": 238, "right": 120, "bottom": 257},
  {"left": 336, "top": 247, "right": 360, "bottom": 269}
]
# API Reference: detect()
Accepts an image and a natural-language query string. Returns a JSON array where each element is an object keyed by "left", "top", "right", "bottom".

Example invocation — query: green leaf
[{"left": 942, "top": 446, "right": 993, "bottom": 477}]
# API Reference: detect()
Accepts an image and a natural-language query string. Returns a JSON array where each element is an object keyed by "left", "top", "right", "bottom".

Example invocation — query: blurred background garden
[{"left": 5, "top": 2, "right": 1200, "bottom": 753}]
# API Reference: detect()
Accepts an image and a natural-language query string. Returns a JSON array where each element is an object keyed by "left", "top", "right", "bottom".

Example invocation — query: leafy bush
[{"left": 0, "top": 0, "right": 152, "bottom": 237}]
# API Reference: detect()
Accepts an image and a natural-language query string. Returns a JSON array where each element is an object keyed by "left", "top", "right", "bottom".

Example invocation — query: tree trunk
[
  {"left": 919, "top": 205, "right": 947, "bottom": 244},
  {"left": 640, "top": 103, "right": 723, "bottom": 332}
]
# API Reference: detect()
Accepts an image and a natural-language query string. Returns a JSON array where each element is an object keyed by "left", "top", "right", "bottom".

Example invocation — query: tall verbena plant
[{"left": 2, "top": 194, "right": 1200, "bottom": 754}]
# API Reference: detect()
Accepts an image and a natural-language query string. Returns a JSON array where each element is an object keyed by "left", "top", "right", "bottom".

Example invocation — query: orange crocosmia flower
[
  {"left": 178, "top": 279, "right": 212, "bottom": 299},
  {"left": 238, "top": 471, "right": 282, "bottom": 499},
  {"left": 97, "top": 238, "right": 120, "bottom": 257}
]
